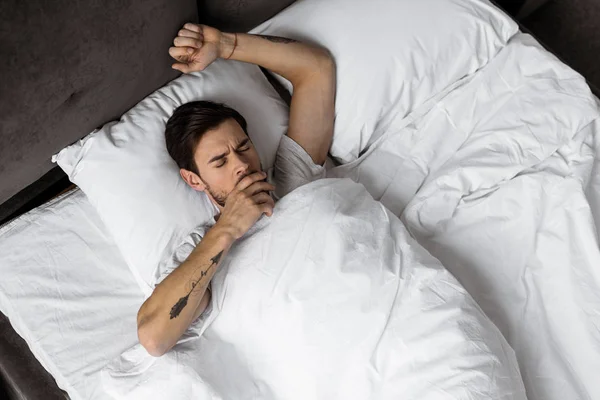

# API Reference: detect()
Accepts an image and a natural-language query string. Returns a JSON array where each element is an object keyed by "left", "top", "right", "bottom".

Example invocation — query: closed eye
[{"left": 236, "top": 138, "right": 251, "bottom": 152}]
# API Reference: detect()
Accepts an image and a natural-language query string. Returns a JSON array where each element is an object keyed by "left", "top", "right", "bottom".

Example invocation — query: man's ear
[{"left": 180, "top": 168, "right": 207, "bottom": 192}]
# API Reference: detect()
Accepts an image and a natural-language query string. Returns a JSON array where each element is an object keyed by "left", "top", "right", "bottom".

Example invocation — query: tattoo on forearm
[
  {"left": 257, "top": 34, "right": 297, "bottom": 44},
  {"left": 169, "top": 250, "right": 223, "bottom": 320}
]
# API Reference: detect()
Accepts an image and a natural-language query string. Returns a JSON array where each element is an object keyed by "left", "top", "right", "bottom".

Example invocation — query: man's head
[{"left": 165, "top": 101, "right": 262, "bottom": 208}]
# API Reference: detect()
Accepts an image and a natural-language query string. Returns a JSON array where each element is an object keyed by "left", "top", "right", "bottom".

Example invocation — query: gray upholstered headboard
[
  {"left": 0, "top": 0, "right": 197, "bottom": 224},
  {"left": 0, "top": 1, "right": 295, "bottom": 398}
]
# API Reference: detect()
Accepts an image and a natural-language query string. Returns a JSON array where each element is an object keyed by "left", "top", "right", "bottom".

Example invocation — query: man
[{"left": 137, "top": 23, "right": 336, "bottom": 357}]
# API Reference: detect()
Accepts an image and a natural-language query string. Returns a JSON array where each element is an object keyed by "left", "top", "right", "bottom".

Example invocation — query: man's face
[{"left": 181, "top": 118, "right": 262, "bottom": 208}]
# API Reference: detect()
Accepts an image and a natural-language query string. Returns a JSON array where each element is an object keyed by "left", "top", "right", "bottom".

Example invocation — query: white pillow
[
  {"left": 250, "top": 0, "right": 518, "bottom": 163},
  {"left": 52, "top": 60, "right": 289, "bottom": 294}
]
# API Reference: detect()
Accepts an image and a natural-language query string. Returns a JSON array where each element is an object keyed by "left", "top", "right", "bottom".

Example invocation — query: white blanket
[
  {"left": 330, "top": 33, "right": 600, "bottom": 400},
  {"left": 102, "top": 178, "right": 526, "bottom": 399}
]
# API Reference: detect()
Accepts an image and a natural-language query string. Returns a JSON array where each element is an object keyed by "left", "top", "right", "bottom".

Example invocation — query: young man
[{"left": 137, "top": 23, "right": 336, "bottom": 357}]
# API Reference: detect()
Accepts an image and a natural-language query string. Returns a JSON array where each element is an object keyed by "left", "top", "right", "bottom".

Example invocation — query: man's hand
[
  {"left": 169, "top": 23, "right": 224, "bottom": 73},
  {"left": 216, "top": 171, "right": 276, "bottom": 240}
]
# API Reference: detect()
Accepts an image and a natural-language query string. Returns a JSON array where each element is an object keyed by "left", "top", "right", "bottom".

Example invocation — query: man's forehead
[{"left": 194, "top": 123, "right": 247, "bottom": 158}]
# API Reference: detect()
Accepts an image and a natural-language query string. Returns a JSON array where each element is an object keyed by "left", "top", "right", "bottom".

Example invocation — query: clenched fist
[{"left": 169, "top": 23, "right": 225, "bottom": 73}]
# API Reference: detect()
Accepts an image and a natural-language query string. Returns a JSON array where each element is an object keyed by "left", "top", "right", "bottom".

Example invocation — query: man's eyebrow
[
  {"left": 236, "top": 138, "right": 250, "bottom": 149},
  {"left": 208, "top": 151, "right": 228, "bottom": 164}
]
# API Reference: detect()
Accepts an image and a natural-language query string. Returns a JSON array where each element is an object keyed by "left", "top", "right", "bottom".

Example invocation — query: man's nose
[{"left": 232, "top": 153, "right": 250, "bottom": 177}]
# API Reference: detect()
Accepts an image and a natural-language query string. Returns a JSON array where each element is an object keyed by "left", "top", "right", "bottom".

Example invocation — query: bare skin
[{"left": 137, "top": 23, "right": 336, "bottom": 357}]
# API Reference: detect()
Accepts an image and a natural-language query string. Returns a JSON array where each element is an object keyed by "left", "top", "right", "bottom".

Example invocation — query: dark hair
[{"left": 165, "top": 100, "right": 248, "bottom": 175}]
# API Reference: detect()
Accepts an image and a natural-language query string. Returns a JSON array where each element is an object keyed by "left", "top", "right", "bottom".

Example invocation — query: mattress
[{"left": 1, "top": 31, "right": 599, "bottom": 400}]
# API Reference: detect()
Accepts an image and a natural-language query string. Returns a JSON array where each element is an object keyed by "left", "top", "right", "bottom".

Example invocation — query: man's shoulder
[{"left": 271, "top": 135, "right": 327, "bottom": 200}]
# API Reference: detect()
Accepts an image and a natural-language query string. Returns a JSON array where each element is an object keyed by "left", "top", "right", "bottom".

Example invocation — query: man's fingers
[
  {"left": 178, "top": 28, "right": 203, "bottom": 40},
  {"left": 169, "top": 46, "right": 194, "bottom": 60},
  {"left": 171, "top": 63, "right": 191, "bottom": 73},
  {"left": 236, "top": 172, "right": 268, "bottom": 191},
  {"left": 252, "top": 193, "right": 275, "bottom": 217},
  {"left": 245, "top": 181, "right": 276, "bottom": 196},
  {"left": 184, "top": 23, "right": 202, "bottom": 33},
  {"left": 261, "top": 200, "right": 275, "bottom": 217},
  {"left": 252, "top": 191, "right": 272, "bottom": 204},
  {"left": 174, "top": 36, "right": 203, "bottom": 49},
  {"left": 251, "top": 192, "right": 275, "bottom": 214}
]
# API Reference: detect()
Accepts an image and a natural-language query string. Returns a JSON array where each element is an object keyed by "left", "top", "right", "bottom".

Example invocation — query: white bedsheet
[
  {"left": 102, "top": 178, "right": 526, "bottom": 400},
  {"left": 329, "top": 33, "right": 600, "bottom": 400},
  {"left": 0, "top": 189, "right": 144, "bottom": 400}
]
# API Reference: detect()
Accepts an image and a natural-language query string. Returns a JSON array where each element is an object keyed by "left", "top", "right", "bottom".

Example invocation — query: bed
[{"left": 1, "top": 0, "right": 599, "bottom": 399}]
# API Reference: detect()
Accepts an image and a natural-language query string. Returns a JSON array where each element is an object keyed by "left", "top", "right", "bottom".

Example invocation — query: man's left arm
[{"left": 169, "top": 24, "right": 336, "bottom": 165}]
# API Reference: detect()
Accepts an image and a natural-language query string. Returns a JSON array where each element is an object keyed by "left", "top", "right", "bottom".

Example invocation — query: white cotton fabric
[
  {"left": 328, "top": 33, "right": 600, "bottom": 400},
  {"left": 250, "top": 0, "right": 518, "bottom": 163},
  {"left": 51, "top": 59, "right": 290, "bottom": 295},
  {"left": 0, "top": 189, "right": 143, "bottom": 400},
  {"left": 271, "top": 135, "right": 327, "bottom": 201},
  {"left": 102, "top": 178, "right": 527, "bottom": 400}
]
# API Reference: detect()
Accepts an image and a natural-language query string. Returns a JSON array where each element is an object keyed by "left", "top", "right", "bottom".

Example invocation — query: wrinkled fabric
[
  {"left": 250, "top": 0, "right": 519, "bottom": 163},
  {"left": 102, "top": 178, "right": 526, "bottom": 400},
  {"left": 329, "top": 33, "right": 600, "bottom": 400},
  {"left": 0, "top": 189, "right": 144, "bottom": 400}
]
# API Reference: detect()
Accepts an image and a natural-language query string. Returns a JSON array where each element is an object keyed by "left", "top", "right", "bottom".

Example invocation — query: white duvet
[
  {"left": 330, "top": 33, "right": 600, "bottom": 400},
  {"left": 102, "top": 178, "right": 526, "bottom": 400}
]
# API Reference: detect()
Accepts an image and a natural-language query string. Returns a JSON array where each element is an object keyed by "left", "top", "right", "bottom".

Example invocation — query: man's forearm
[
  {"left": 218, "top": 32, "right": 331, "bottom": 87},
  {"left": 137, "top": 222, "right": 235, "bottom": 356}
]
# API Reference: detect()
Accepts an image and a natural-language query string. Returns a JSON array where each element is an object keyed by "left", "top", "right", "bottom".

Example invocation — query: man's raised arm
[{"left": 170, "top": 24, "right": 336, "bottom": 165}]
